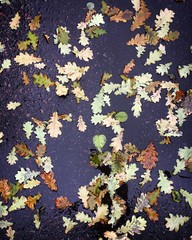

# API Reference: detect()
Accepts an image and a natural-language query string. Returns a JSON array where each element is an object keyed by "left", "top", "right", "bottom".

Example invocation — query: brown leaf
[
  {"left": 159, "top": 136, "right": 172, "bottom": 145},
  {"left": 0, "top": 179, "right": 11, "bottom": 202},
  {"left": 22, "top": 71, "right": 30, "bottom": 85},
  {"left": 123, "top": 59, "right": 135, "bottom": 75},
  {"left": 26, "top": 193, "right": 42, "bottom": 210},
  {"left": 145, "top": 26, "right": 159, "bottom": 45},
  {"left": 55, "top": 196, "right": 72, "bottom": 210},
  {"left": 85, "top": 10, "right": 96, "bottom": 22},
  {"left": 173, "top": 90, "right": 185, "bottom": 103},
  {"left": 40, "top": 172, "right": 57, "bottom": 191},
  {"left": 32, "top": 117, "right": 44, "bottom": 127},
  {"left": 110, "top": 10, "right": 133, "bottom": 23},
  {"left": 136, "top": 142, "right": 158, "bottom": 170},
  {"left": 147, "top": 188, "right": 160, "bottom": 206},
  {"left": 124, "top": 142, "right": 140, "bottom": 161},
  {"left": 131, "top": 0, "right": 151, "bottom": 31},
  {"left": 127, "top": 33, "right": 147, "bottom": 46},
  {"left": 15, "top": 143, "right": 35, "bottom": 158},
  {"left": 144, "top": 207, "right": 159, "bottom": 221},
  {"left": 163, "top": 31, "right": 180, "bottom": 42},
  {"left": 145, "top": 81, "right": 161, "bottom": 93},
  {"left": 36, "top": 144, "right": 46, "bottom": 158},
  {"left": 29, "top": 15, "right": 41, "bottom": 31}
]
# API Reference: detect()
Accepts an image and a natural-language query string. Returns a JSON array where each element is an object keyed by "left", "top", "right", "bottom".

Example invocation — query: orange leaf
[
  {"left": 127, "top": 33, "right": 147, "bottom": 46},
  {"left": 22, "top": 72, "right": 30, "bottom": 85},
  {"left": 110, "top": 10, "right": 133, "bottom": 23},
  {"left": 29, "top": 15, "right": 41, "bottom": 31},
  {"left": 0, "top": 179, "right": 11, "bottom": 202},
  {"left": 85, "top": 10, "right": 96, "bottom": 22},
  {"left": 123, "top": 59, "right": 135, "bottom": 75},
  {"left": 15, "top": 143, "right": 34, "bottom": 158},
  {"left": 144, "top": 207, "right": 159, "bottom": 221},
  {"left": 55, "top": 196, "right": 72, "bottom": 210},
  {"left": 32, "top": 117, "right": 44, "bottom": 127},
  {"left": 26, "top": 194, "right": 42, "bottom": 210},
  {"left": 36, "top": 144, "right": 46, "bottom": 158},
  {"left": 136, "top": 142, "right": 158, "bottom": 170},
  {"left": 40, "top": 172, "right": 57, "bottom": 191},
  {"left": 131, "top": 0, "right": 151, "bottom": 31},
  {"left": 147, "top": 188, "right": 160, "bottom": 206}
]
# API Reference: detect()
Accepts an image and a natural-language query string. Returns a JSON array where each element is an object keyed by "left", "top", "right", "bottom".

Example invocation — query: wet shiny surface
[{"left": 0, "top": 0, "right": 192, "bottom": 239}]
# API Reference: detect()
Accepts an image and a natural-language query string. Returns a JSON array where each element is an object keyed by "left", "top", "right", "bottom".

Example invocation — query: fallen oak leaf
[
  {"left": 23, "top": 179, "right": 41, "bottom": 189},
  {"left": 144, "top": 207, "right": 159, "bottom": 221},
  {"left": 14, "top": 52, "right": 42, "bottom": 66},
  {"left": 22, "top": 71, "right": 30, "bottom": 85},
  {"left": 0, "top": 179, "right": 11, "bottom": 202},
  {"left": 33, "top": 73, "right": 55, "bottom": 89},
  {"left": 110, "top": 9, "right": 133, "bottom": 23},
  {"left": 36, "top": 144, "right": 46, "bottom": 158},
  {"left": 55, "top": 196, "right": 72, "bottom": 210},
  {"left": 123, "top": 59, "right": 135, "bottom": 75},
  {"left": 15, "top": 143, "right": 35, "bottom": 158},
  {"left": 29, "top": 15, "right": 41, "bottom": 31},
  {"left": 136, "top": 142, "right": 158, "bottom": 170},
  {"left": 9, "top": 12, "right": 20, "bottom": 30},
  {"left": 40, "top": 171, "right": 57, "bottom": 191},
  {"left": 47, "top": 112, "right": 63, "bottom": 138},
  {"left": 26, "top": 193, "right": 42, "bottom": 210},
  {"left": 127, "top": 33, "right": 147, "bottom": 46},
  {"left": 146, "top": 188, "right": 160, "bottom": 206}
]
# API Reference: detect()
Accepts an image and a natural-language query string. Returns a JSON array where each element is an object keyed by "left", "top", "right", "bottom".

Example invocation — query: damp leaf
[
  {"left": 40, "top": 171, "right": 58, "bottom": 191},
  {"left": 157, "top": 170, "right": 174, "bottom": 194},
  {"left": 132, "top": 95, "right": 142, "bottom": 117},
  {"left": 89, "top": 204, "right": 109, "bottom": 226},
  {"left": 123, "top": 59, "right": 135, "bottom": 75},
  {"left": 180, "top": 189, "right": 192, "bottom": 209},
  {"left": 140, "top": 170, "right": 152, "bottom": 187},
  {"left": 93, "top": 134, "right": 107, "bottom": 152},
  {"left": 23, "top": 179, "right": 41, "bottom": 189},
  {"left": 178, "top": 64, "right": 192, "bottom": 78},
  {"left": 77, "top": 115, "right": 87, "bottom": 132},
  {"left": 0, "top": 179, "right": 11, "bottom": 202},
  {"left": 114, "top": 111, "right": 128, "bottom": 122},
  {"left": 134, "top": 193, "right": 150, "bottom": 213},
  {"left": 75, "top": 212, "right": 91, "bottom": 223},
  {"left": 9, "top": 12, "right": 20, "bottom": 30},
  {"left": 0, "top": 220, "right": 13, "bottom": 230},
  {"left": 147, "top": 188, "right": 160, "bottom": 206},
  {"left": 23, "top": 121, "right": 34, "bottom": 139},
  {"left": 127, "top": 34, "right": 147, "bottom": 46},
  {"left": 89, "top": 13, "right": 105, "bottom": 27},
  {"left": 0, "top": 201, "right": 8, "bottom": 217},
  {"left": 63, "top": 217, "right": 77, "bottom": 234},
  {"left": 33, "top": 73, "right": 54, "bottom": 89},
  {"left": 136, "top": 142, "right": 158, "bottom": 170},
  {"left": 131, "top": 0, "right": 140, "bottom": 12},
  {"left": 34, "top": 125, "right": 46, "bottom": 145},
  {"left": 47, "top": 112, "right": 63, "bottom": 138},
  {"left": 15, "top": 167, "right": 40, "bottom": 184},
  {"left": 73, "top": 46, "right": 93, "bottom": 62},
  {"left": 6, "top": 147, "right": 18, "bottom": 165},
  {"left": 9, "top": 196, "right": 27, "bottom": 212},
  {"left": 110, "top": 10, "right": 133, "bottom": 23},
  {"left": 29, "top": 15, "right": 41, "bottom": 31},
  {"left": 156, "top": 62, "right": 172, "bottom": 76},
  {"left": 15, "top": 143, "right": 34, "bottom": 158},
  {"left": 55, "top": 196, "right": 72, "bottom": 210},
  {"left": 165, "top": 214, "right": 190, "bottom": 232},
  {"left": 131, "top": 0, "right": 151, "bottom": 31},
  {"left": 22, "top": 71, "right": 30, "bottom": 85},
  {"left": 7, "top": 101, "right": 21, "bottom": 110},
  {"left": 14, "top": 52, "right": 42, "bottom": 66},
  {"left": 144, "top": 208, "right": 159, "bottom": 221},
  {"left": 109, "top": 131, "right": 124, "bottom": 152},
  {"left": 6, "top": 227, "right": 15, "bottom": 240},
  {"left": 34, "top": 210, "right": 41, "bottom": 229},
  {"left": 145, "top": 49, "right": 163, "bottom": 65},
  {"left": 26, "top": 194, "right": 42, "bottom": 210}
]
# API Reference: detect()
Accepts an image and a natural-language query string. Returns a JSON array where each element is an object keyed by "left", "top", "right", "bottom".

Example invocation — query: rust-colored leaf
[
  {"left": 136, "top": 142, "right": 158, "bottom": 169},
  {"left": 55, "top": 196, "right": 72, "bottom": 210},
  {"left": 36, "top": 144, "right": 46, "bottom": 158},
  {"left": 144, "top": 207, "right": 159, "bottom": 221},
  {"left": 0, "top": 179, "right": 11, "bottom": 202},
  {"left": 123, "top": 59, "right": 135, "bottom": 75},
  {"left": 85, "top": 10, "right": 96, "bottom": 22},
  {"left": 40, "top": 172, "right": 57, "bottom": 191},
  {"left": 15, "top": 143, "right": 35, "bottom": 158},
  {"left": 22, "top": 71, "right": 30, "bottom": 85},
  {"left": 147, "top": 188, "right": 160, "bottom": 206},
  {"left": 131, "top": 0, "right": 151, "bottom": 31},
  {"left": 127, "top": 33, "right": 147, "bottom": 46},
  {"left": 173, "top": 90, "right": 185, "bottom": 103},
  {"left": 29, "top": 15, "right": 41, "bottom": 31},
  {"left": 32, "top": 117, "right": 44, "bottom": 127},
  {"left": 110, "top": 10, "right": 133, "bottom": 23},
  {"left": 26, "top": 193, "right": 42, "bottom": 210}
]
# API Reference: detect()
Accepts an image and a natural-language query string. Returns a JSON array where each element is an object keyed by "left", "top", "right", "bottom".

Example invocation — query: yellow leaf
[
  {"left": 9, "top": 12, "right": 20, "bottom": 30},
  {"left": 23, "top": 179, "right": 41, "bottom": 189},
  {"left": 14, "top": 52, "right": 42, "bottom": 66},
  {"left": 7, "top": 101, "right": 21, "bottom": 110},
  {"left": 29, "top": 15, "right": 41, "bottom": 31}
]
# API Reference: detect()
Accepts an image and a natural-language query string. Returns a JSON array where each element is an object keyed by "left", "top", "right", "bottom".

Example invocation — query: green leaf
[
  {"left": 171, "top": 190, "right": 181, "bottom": 203},
  {"left": 0, "top": 220, "right": 13, "bottom": 230},
  {"left": 57, "top": 26, "right": 70, "bottom": 45},
  {"left": 6, "top": 147, "right": 18, "bottom": 165},
  {"left": 34, "top": 125, "right": 46, "bottom": 145},
  {"left": 33, "top": 73, "right": 54, "bottom": 89},
  {"left": 9, "top": 196, "right": 27, "bottom": 212},
  {"left": 27, "top": 31, "right": 38, "bottom": 50},
  {"left": 115, "top": 111, "right": 128, "bottom": 122},
  {"left": 0, "top": 201, "right": 8, "bottom": 217},
  {"left": 180, "top": 189, "right": 192, "bottom": 208},
  {"left": 157, "top": 170, "right": 174, "bottom": 194},
  {"left": 85, "top": 26, "right": 106, "bottom": 39},
  {"left": 93, "top": 134, "right": 107, "bottom": 151}
]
